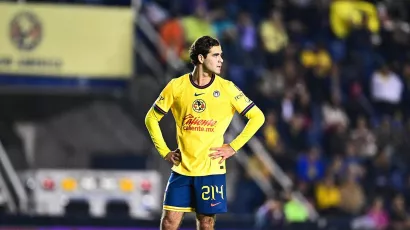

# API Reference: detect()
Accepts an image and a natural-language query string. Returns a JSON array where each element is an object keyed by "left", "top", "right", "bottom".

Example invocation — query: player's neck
[{"left": 192, "top": 67, "right": 213, "bottom": 87}]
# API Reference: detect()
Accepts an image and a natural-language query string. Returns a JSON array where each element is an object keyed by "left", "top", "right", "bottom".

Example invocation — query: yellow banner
[{"left": 0, "top": 3, "right": 133, "bottom": 79}]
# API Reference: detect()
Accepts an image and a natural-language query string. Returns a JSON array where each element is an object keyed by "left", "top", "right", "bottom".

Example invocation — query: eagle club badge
[
  {"left": 192, "top": 99, "right": 206, "bottom": 113},
  {"left": 10, "top": 11, "right": 42, "bottom": 51}
]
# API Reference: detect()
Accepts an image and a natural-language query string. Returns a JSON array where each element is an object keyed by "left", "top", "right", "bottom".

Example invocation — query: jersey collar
[{"left": 189, "top": 73, "right": 215, "bottom": 89}]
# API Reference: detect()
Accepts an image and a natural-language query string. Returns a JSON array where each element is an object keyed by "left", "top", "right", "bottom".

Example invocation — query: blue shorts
[{"left": 163, "top": 171, "right": 227, "bottom": 214}]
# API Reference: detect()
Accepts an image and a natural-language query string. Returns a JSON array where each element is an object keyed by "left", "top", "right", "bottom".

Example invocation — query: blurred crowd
[
  {"left": 11, "top": 0, "right": 410, "bottom": 228},
  {"left": 142, "top": 0, "right": 410, "bottom": 229}
]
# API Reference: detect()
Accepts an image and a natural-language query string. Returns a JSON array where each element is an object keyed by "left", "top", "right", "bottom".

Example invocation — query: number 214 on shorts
[{"left": 163, "top": 172, "right": 228, "bottom": 214}]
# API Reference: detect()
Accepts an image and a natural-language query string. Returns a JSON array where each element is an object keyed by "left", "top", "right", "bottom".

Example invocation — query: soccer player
[{"left": 145, "top": 35, "right": 265, "bottom": 230}]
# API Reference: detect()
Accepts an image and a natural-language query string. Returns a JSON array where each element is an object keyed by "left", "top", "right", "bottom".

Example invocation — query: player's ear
[{"left": 198, "top": 54, "right": 204, "bottom": 64}]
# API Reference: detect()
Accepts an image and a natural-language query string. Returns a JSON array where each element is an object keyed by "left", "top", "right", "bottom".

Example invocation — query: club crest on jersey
[
  {"left": 213, "top": 90, "right": 220, "bottom": 97},
  {"left": 192, "top": 99, "right": 206, "bottom": 113}
]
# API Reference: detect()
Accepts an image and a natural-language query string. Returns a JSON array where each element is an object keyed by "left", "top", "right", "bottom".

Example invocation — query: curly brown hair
[{"left": 189, "top": 36, "right": 220, "bottom": 65}]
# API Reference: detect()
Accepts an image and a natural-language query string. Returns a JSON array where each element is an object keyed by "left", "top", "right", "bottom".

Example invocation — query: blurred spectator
[
  {"left": 322, "top": 92, "right": 349, "bottom": 130},
  {"left": 396, "top": 119, "right": 410, "bottom": 166},
  {"left": 330, "top": 0, "right": 380, "bottom": 39},
  {"left": 300, "top": 42, "right": 332, "bottom": 77},
  {"left": 296, "top": 146, "right": 325, "bottom": 183},
  {"left": 365, "top": 148, "right": 404, "bottom": 199},
  {"left": 283, "top": 191, "right": 309, "bottom": 223},
  {"left": 401, "top": 63, "right": 410, "bottom": 118},
  {"left": 294, "top": 89, "right": 312, "bottom": 126},
  {"left": 328, "top": 155, "right": 344, "bottom": 180},
  {"left": 281, "top": 91, "right": 295, "bottom": 122},
  {"left": 270, "top": 141, "right": 295, "bottom": 172},
  {"left": 321, "top": 91, "right": 350, "bottom": 156},
  {"left": 283, "top": 113, "right": 309, "bottom": 155},
  {"left": 144, "top": 1, "right": 168, "bottom": 26},
  {"left": 211, "top": 8, "right": 235, "bottom": 40},
  {"left": 350, "top": 116, "right": 377, "bottom": 158},
  {"left": 233, "top": 11, "right": 260, "bottom": 90},
  {"left": 371, "top": 64, "right": 403, "bottom": 116},
  {"left": 255, "top": 197, "right": 285, "bottom": 230},
  {"left": 283, "top": 59, "right": 302, "bottom": 91},
  {"left": 260, "top": 9, "right": 288, "bottom": 69},
  {"left": 370, "top": 197, "right": 390, "bottom": 229},
  {"left": 180, "top": 2, "right": 215, "bottom": 61},
  {"left": 296, "top": 180, "right": 315, "bottom": 204},
  {"left": 339, "top": 168, "right": 366, "bottom": 215},
  {"left": 344, "top": 80, "right": 374, "bottom": 123},
  {"left": 379, "top": 22, "right": 410, "bottom": 64},
  {"left": 258, "top": 68, "right": 286, "bottom": 100},
  {"left": 327, "top": 124, "right": 349, "bottom": 159},
  {"left": 314, "top": 174, "right": 341, "bottom": 216},
  {"left": 374, "top": 116, "right": 400, "bottom": 150},
  {"left": 159, "top": 11, "right": 185, "bottom": 62},
  {"left": 247, "top": 154, "right": 270, "bottom": 180},
  {"left": 223, "top": 11, "right": 260, "bottom": 92},
  {"left": 343, "top": 142, "right": 364, "bottom": 178},
  {"left": 263, "top": 110, "right": 280, "bottom": 152},
  {"left": 389, "top": 194, "right": 410, "bottom": 230},
  {"left": 304, "top": 59, "right": 333, "bottom": 104},
  {"left": 352, "top": 197, "right": 389, "bottom": 230},
  {"left": 236, "top": 11, "right": 259, "bottom": 63},
  {"left": 402, "top": 176, "right": 410, "bottom": 210},
  {"left": 114, "top": 0, "right": 410, "bottom": 225}
]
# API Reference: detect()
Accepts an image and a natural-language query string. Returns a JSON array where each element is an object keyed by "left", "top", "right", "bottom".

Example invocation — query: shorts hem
[
  {"left": 196, "top": 210, "right": 228, "bottom": 215},
  {"left": 163, "top": 205, "right": 195, "bottom": 212}
]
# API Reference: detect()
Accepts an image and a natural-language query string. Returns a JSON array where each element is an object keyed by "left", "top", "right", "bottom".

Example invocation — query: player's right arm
[{"left": 144, "top": 80, "right": 174, "bottom": 158}]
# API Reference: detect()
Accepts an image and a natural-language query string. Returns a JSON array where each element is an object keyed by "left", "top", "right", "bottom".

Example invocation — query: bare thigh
[
  {"left": 161, "top": 210, "right": 185, "bottom": 230},
  {"left": 196, "top": 213, "right": 216, "bottom": 230}
]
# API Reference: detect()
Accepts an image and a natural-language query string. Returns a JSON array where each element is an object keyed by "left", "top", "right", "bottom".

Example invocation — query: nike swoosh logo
[
  {"left": 194, "top": 93, "right": 205, "bottom": 96},
  {"left": 210, "top": 202, "right": 221, "bottom": 207}
]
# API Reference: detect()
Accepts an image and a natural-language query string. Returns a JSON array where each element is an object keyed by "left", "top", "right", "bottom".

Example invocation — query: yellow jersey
[{"left": 145, "top": 73, "right": 264, "bottom": 176}]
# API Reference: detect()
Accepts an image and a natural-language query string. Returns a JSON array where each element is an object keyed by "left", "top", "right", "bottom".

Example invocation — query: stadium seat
[
  {"left": 64, "top": 199, "right": 90, "bottom": 218},
  {"left": 105, "top": 200, "right": 130, "bottom": 218}
]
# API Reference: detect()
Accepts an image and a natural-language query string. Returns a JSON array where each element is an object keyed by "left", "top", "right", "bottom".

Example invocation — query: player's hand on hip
[
  {"left": 209, "top": 144, "right": 236, "bottom": 164},
  {"left": 165, "top": 148, "right": 181, "bottom": 166}
]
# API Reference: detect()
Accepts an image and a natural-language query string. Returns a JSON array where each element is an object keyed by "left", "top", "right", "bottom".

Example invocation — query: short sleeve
[
  {"left": 228, "top": 82, "right": 255, "bottom": 116},
  {"left": 153, "top": 79, "right": 174, "bottom": 115}
]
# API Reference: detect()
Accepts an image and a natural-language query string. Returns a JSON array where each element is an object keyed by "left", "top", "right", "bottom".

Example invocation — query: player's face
[{"left": 203, "top": 46, "right": 223, "bottom": 75}]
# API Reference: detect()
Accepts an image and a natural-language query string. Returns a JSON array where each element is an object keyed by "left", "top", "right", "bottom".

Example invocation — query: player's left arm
[
  {"left": 209, "top": 82, "right": 265, "bottom": 163},
  {"left": 228, "top": 84, "right": 265, "bottom": 152}
]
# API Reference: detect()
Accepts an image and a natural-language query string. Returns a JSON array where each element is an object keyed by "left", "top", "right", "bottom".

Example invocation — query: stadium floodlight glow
[
  {"left": 42, "top": 178, "right": 55, "bottom": 191},
  {"left": 119, "top": 178, "right": 134, "bottom": 192},
  {"left": 61, "top": 177, "right": 77, "bottom": 192},
  {"left": 100, "top": 178, "right": 117, "bottom": 190},
  {"left": 141, "top": 194, "right": 155, "bottom": 209},
  {"left": 141, "top": 180, "right": 152, "bottom": 192},
  {"left": 80, "top": 177, "right": 97, "bottom": 190},
  {"left": 25, "top": 177, "right": 36, "bottom": 190}
]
